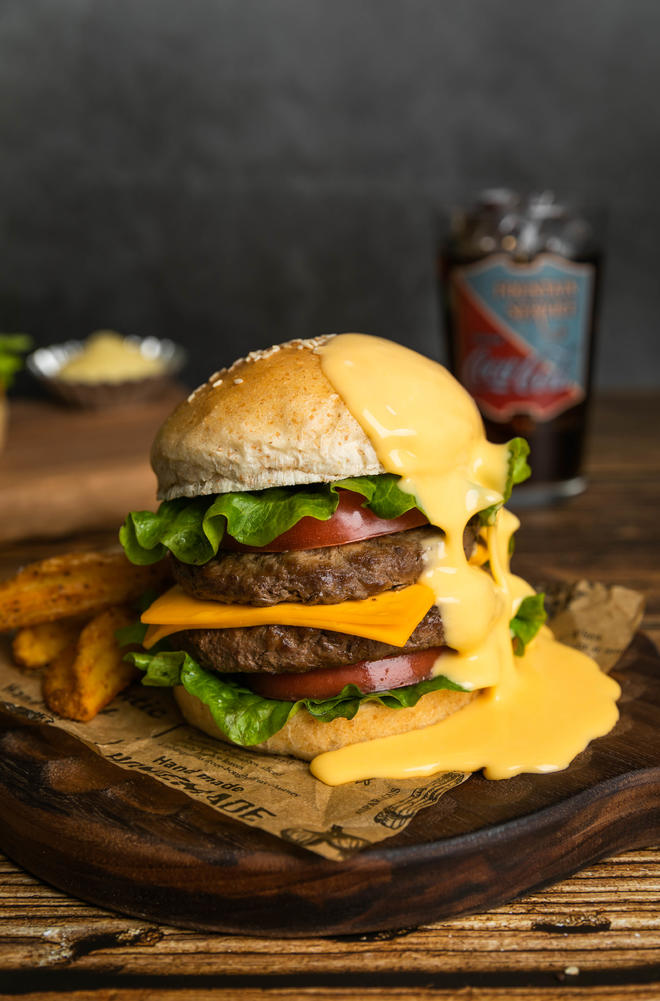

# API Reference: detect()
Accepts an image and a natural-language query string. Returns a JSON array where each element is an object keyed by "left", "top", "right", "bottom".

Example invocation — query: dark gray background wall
[{"left": 1, "top": 0, "right": 659, "bottom": 390}]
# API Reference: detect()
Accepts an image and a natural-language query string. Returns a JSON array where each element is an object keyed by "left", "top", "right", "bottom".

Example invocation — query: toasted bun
[
  {"left": 152, "top": 335, "right": 385, "bottom": 500},
  {"left": 173, "top": 684, "right": 476, "bottom": 760}
]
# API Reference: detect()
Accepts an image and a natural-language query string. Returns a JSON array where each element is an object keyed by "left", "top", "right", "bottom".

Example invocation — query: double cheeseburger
[{"left": 121, "top": 334, "right": 534, "bottom": 762}]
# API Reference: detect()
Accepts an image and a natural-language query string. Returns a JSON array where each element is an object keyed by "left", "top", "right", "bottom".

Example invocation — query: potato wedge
[
  {"left": 12, "top": 616, "right": 89, "bottom": 669},
  {"left": 0, "top": 548, "right": 169, "bottom": 631},
  {"left": 42, "top": 605, "right": 138, "bottom": 722},
  {"left": 41, "top": 642, "right": 79, "bottom": 719}
]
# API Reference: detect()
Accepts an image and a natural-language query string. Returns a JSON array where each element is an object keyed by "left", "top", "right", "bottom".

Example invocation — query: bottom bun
[{"left": 173, "top": 684, "right": 477, "bottom": 761}]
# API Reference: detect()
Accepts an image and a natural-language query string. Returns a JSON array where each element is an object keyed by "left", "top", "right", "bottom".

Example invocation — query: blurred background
[{"left": 1, "top": 0, "right": 659, "bottom": 391}]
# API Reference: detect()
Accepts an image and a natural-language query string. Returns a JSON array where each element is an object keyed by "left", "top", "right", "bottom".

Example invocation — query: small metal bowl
[{"left": 27, "top": 335, "right": 186, "bottom": 408}]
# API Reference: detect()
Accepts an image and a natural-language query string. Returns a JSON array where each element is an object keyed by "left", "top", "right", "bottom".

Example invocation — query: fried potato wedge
[
  {"left": 0, "top": 548, "right": 169, "bottom": 631},
  {"left": 42, "top": 605, "right": 138, "bottom": 721},
  {"left": 12, "top": 616, "right": 89, "bottom": 669},
  {"left": 40, "top": 643, "right": 79, "bottom": 719}
]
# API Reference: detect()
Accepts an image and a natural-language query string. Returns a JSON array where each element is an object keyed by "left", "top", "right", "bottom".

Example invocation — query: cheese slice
[{"left": 141, "top": 583, "right": 436, "bottom": 650}]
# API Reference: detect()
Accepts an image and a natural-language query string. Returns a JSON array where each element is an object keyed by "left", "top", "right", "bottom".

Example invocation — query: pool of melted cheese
[{"left": 311, "top": 333, "right": 620, "bottom": 785}]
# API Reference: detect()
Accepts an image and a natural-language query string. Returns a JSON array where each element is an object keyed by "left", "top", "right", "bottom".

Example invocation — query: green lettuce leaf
[
  {"left": 509, "top": 593, "right": 547, "bottom": 656},
  {"left": 479, "top": 437, "right": 531, "bottom": 525},
  {"left": 120, "top": 474, "right": 420, "bottom": 566},
  {"left": 332, "top": 475, "right": 422, "bottom": 519},
  {"left": 126, "top": 649, "right": 467, "bottom": 746},
  {"left": 114, "top": 621, "right": 149, "bottom": 647},
  {"left": 507, "top": 437, "right": 532, "bottom": 494},
  {"left": 120, "top": 438, "right": 530, "bottom": 565}
]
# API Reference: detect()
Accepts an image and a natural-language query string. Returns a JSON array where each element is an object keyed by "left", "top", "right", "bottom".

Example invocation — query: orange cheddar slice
[{"left": 141, "top": 583, "right": 436, "bottom": 650}]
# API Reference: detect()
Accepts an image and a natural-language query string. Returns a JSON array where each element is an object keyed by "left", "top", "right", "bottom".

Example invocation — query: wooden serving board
[
  {"left": 0, "top": 634, "right": 658, "bottom": 938},
  {"left": 0, "top": 388, "right": 185, "bottom": 543}
]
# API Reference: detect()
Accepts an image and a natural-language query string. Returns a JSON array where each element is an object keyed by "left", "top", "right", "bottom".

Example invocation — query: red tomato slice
[
  {"left": 247, "top": 647, "right": 447, "bottom": 701},
  {"left": 222, "top": 490, "right": 428, "bottom": 552}
]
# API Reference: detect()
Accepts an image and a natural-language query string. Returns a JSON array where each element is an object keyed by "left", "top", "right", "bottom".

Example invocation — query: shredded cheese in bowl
[{"left": 57, "top": 331, "right": 167, "bottom": 383}]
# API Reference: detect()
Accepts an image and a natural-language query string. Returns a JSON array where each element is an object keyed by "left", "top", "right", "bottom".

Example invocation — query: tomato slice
[
  {"left": 222, "top": 490, "right": 428, "bottom": 552},
  {"left": 247, "top": 647, "right": 447, "bottom": 701}
]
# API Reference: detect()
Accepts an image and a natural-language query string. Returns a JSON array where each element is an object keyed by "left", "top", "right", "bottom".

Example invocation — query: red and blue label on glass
[{"left": 449, "top": 254, "right": 595, "bottom": 421}]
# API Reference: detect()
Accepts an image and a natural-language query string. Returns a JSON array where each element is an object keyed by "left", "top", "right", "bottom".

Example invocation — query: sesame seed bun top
[{"left": 151, "top": 335, "right": 385, "bottom": 500}]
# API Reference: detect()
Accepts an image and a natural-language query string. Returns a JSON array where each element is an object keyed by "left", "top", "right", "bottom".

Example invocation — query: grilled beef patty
[
  {"left": 172, "top": 521, "right": 478, "bottom": 607},
  {"left": 177, "top": 605, "right": 447, "bottom": 675}
]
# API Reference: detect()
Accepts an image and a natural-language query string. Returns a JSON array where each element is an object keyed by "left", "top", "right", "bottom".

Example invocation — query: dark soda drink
[{"left": 440, "top": 190, "right": 602, "bottom": 505}]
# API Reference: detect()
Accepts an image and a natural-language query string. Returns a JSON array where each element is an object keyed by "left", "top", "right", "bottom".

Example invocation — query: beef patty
[
  {"left": 177, "top": 605, "right": 447, "bottom": 675},
  {"left": 173, "top": 521, "right": 478, "bottom": 607}
]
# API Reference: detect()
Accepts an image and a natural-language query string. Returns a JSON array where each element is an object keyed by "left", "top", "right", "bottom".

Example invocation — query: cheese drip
[{"left": 313, "top": 333, "right": 620, "bottom": 785}]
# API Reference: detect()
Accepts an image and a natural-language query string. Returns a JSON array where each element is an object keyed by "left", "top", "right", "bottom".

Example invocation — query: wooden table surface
[
  {"left": 0, "top": 388, "right": 183, "bottom": 543},
  {"left": 0, "top": 390, "right": 659, "bottom": 1000}
]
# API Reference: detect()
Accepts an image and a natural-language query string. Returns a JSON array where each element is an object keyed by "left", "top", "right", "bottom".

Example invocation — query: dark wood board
[{"left": 0, "top": 634, "right": 658, "bottom": 939}]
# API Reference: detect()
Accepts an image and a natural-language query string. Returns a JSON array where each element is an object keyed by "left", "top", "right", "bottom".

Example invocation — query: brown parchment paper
[{"left": 0, "top": 581, "right": 645, "bottom": 861}]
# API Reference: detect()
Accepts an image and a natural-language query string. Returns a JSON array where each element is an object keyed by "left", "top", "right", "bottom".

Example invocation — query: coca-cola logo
[
  {"left": 462, "top": 345, "right": 569, "bottom": 397},
  {"left": 450, "top": 256, "right": 591, "bottom": 421}
]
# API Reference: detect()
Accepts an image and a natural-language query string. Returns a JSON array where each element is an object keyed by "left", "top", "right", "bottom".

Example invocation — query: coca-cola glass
[{"left": 439, "top": 190, "right": 603, "bottom": 507}]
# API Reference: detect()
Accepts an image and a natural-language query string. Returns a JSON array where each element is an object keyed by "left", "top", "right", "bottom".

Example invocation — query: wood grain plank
[
  {"left": 1, "top": 849, "right": 659, "bottom": 975},
  {"left": 7, "top": 992, "right": 660, "bottom": 1001},
  {"left": 0, "top": 388, "right": 185, "bottom": 543},
  {"left": 7, "top": 991, "right": 660, "bottom": 1001}
]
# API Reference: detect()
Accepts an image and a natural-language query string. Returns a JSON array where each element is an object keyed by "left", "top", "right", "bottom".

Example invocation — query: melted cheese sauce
[
  {"left": 312, "top": 333, "right": 620, "bottom": 786},
  {"left": 311, "top": 638, "right": 620, "bottom": 782}
]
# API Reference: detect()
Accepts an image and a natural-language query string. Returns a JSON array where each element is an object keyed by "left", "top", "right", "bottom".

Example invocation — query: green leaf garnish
[
  {"left": 509, "top": 593, "right": 547, "bottom": 656},
  {"left": 0, "top": 334, "right": 32, "bottom": 390},
  {"left": 479, "top": 437, "right": 530, "bottom": 525},
  {"left": 114, "top": 621, "right": 149, "bottom": 647}
]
